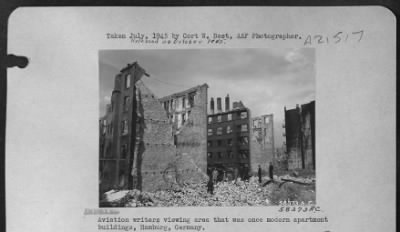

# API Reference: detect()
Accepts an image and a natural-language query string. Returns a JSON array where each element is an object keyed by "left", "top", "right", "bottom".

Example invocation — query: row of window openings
[
  {"left": 252, "top": 117, "right": 271, "bottom": 128},
  {"left": 109, "top": 104, "right": 192, "bottom": 127},
  {"left": 163, "top": 93, "right": 196, "bottom": 112},
  {"left": 207, "top": 136, "right": 249, "bottom": 147},
  {"left": 110, "top": 95, "right": 131, "bottom": 113},
  {"left": 169, "top": 111, "right": 191, "bottom": 126},
  {"left": 207, "top": 150, "right": 249, "bottom": 159},
  {"left": 105, "top": 118, "right": 251, "bottom": 137},
  {"left": 208, "top": 111, "right": 248, "bottom": 124},
  {"left": 207, "top": 124, "right": 248, "bottom": 136}
]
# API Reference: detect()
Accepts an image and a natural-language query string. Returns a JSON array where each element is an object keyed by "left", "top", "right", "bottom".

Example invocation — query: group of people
[
  {"left": 258, "top": 162, "right": 274, "bottom": 183},
  {"left": 207, "top": 162, "right": 274, "bottom": 195}
]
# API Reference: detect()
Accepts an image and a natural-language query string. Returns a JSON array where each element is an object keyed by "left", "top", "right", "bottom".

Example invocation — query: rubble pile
[
  {"left": 267, "top": 176, "right": 316, "bottom": 204},
  {"left": 118, "top": 177, "right": 274, "bottom": 207},
  {"left": 210, "top": 177, "right": 272, "bottom": 206},
  {"left": 101, "top": 176, "right": 315, "bottom": 207}
]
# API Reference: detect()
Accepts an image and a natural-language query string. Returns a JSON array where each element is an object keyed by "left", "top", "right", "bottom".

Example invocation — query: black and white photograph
[
  {"left": 5, "top": 6, "right": 395, "bottom": 232},
  {"left": 99, "top": 49, "right": 316, "bottom": 207}
]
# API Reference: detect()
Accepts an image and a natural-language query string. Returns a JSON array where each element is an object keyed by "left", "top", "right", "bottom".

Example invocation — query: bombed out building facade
[
  {"left": 99, "top": 62, "right": 308, "bottom": 196},
  {"left": 99, "top": 62, "right": 207, "bottom": 194},
  {"left": 207, "top": 95, "right": 275, "bottom": 180},
  {"left": 158, "top": 84, "right": 209, "bottom": 174},
  {"left": 284, "top": 101, "right": 315, "bottom": 170},
  {"left": 250, "top": 114, "right": 275, "bottom": 175},
  {"left": 207, "top": 96, "right": 250, "bottom": 180}
]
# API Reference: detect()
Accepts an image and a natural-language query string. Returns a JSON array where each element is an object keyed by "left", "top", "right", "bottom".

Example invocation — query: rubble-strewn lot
[{"left": 100, "top": 176, "right": 315, "bottom": 207}]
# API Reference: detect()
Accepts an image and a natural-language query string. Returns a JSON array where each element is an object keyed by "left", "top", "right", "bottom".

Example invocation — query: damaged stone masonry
[{"left": 99, "top": 62, "right": 208, "bottom": 194}]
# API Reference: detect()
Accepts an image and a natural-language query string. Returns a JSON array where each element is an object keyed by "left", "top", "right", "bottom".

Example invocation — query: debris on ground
[{"left": 100, "top": 175, "right": 316, "bottom": 207}]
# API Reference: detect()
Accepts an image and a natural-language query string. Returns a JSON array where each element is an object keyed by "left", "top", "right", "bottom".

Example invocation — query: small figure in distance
[
  {"left": 269, "top": 162, "right": 274, "bottom": 181},
  {"left": 212, "top": 168, "right": 218, "bottom": 185},
  {"left": 207, "top": 176, "right": 214, "bottom": 195}
]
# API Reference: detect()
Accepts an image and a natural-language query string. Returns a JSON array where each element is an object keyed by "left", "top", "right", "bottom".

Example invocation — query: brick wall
[
  {"left": 159, "top": 84, "right": 208, "bottom": 174},
  {"left": 132, "top": 81, "right": 208, "bottom": 192},
  {"left": 132, "top": 81, "right": 177, "bottom": 192},
  {"left": 175, "top": 86, "right": 208, "bottom": 174}
]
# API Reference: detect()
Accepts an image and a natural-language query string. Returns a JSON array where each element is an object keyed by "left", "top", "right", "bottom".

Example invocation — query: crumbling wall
[
  {"left": 99, "top": 76, "right": 124, "bottom": 193},
  {"left": 301, "top": 102, "right": 315, "bottom": 170},
  {"left": 249, "top": 114, "right": 274, "bottom": 174},
  {"left": 285, "top": 101, "right": 315, "bottom": 170},
  {"left": 288, "top": 149, "right": 302, "bottom": 170},
  {"left": 285, "top": 107, "right": 302, "bottom": 170},
  {"left": 100, "top": 70, "right": 208, "bottom": 194},
  {"left": 171, "top": 85, "right": 208, "bottom": 174},
  {"left": 132, "top": 81, "right": 207, "bottom": 192},
  {"left": 131, "top": 81, "right": 177, "bottom": 192},
  {"left": 164, "top": 153, "right": 208, "bottom": 186},
  {"left": 175, "top": 105, "right": 208, "bottom": 174}
]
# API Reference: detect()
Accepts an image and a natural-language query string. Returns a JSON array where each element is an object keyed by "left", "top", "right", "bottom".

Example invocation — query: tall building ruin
[
  {"left": 249, "top": 114, "right": 275, "bottom": 175},
  {"left": 207, "top": 95, "right": 251, "bottom": 180},
  {"left": 284, "top": 101, "right": 315, "bottom": 170},
  {"left": 206, "top": 95, "right": 275, "bottom": 179},
  {"left": 159, "top": 84, "right": 209, "bottom": 174},
  {"left": 99, "top": 62, "right": 208, "bottom": 195}
]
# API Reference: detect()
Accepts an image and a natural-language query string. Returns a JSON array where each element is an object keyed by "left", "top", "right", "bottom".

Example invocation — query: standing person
[
  {"left": 212, "top": 168, "right": 218, "bottom": 185},
  {"left": 258, "top": 165, "right": 262, "bottom": 183},
  {"left": 234, "top": 167, "right": 239, "bottom": 184},
  {"left": 269, "top": 162, "right": 274, "bottom": 181},
  {"left": 207, "top": 176, "right": 214, "bottom": 195},
  {"left": 223, "top": 170, "right": 227, "bottom": 182}
]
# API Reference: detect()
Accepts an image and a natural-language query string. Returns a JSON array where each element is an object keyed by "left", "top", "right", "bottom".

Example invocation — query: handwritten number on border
[{"left": 304, "top": 30, "right": 364, "bottom": 46}]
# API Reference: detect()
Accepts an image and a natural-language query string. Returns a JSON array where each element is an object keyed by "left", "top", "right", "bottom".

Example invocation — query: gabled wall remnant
[{"left": 131, "top": 81, "right": 177, "bottom": 192}]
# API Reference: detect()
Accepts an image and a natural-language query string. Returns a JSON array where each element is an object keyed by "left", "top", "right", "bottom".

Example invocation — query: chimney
[
  {"left": 217, "top": 97, "right": 222, "bottom": 113},
  {"left": 210, "top": 98, "right": 215, "bottom": 114},
  {"left": 225, "top": 94, "right": 230, "bottom": 112}
]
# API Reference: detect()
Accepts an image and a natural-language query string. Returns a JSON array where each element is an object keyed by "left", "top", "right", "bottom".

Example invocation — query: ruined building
[
  {"left": 99, "top": 62, "right": 207, "bottom": 195},
  {"left": 274, "top": 146, "right": 288, "bottom": 171},
  {"left": 249, "top": 114, "right": 275, "bottom": 175},
  {"left": 284, "top": 101, "right": 315, "bottom": 170},
  {"left": 207, "top": 95, "right": 251, "bottom": 180},
  {"left": 206, "top": 95, "right": 276, "bottom": 179},
  {"left": 158, "top": 84, "right": 209, "bottom": 174}
]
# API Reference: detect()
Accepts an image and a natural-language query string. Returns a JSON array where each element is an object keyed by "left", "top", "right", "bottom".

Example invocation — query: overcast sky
[{"left": 99, "top": 48, "right": 315, "bottom": 147}]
